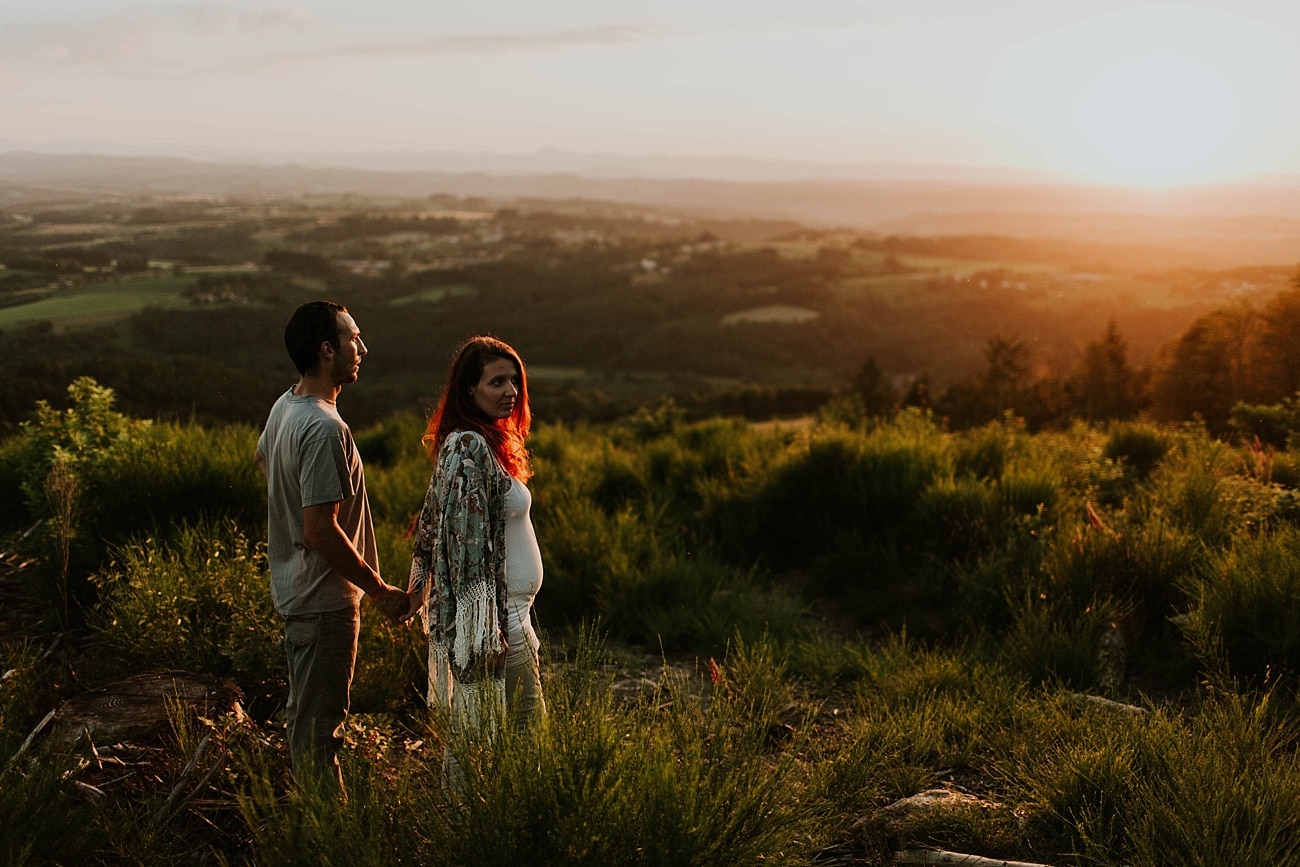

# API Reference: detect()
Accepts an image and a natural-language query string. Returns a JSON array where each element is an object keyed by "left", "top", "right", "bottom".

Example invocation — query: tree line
[{"left": 852, "top": 270, "right": 1300, "bottom": 439}]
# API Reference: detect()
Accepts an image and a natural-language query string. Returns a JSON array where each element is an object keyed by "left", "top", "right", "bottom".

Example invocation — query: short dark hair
[{"left": 284, "top": 301, "right": 346, "bottom": 375}]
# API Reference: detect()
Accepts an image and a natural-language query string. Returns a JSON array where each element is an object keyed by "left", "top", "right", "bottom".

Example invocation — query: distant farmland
[{"left": 0, "top": 274, "right": 194, "bottom": 331}]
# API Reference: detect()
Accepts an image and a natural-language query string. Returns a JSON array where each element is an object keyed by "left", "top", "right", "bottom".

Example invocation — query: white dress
[
  {"left": 504, "top": 477, "right": 543, "bottom": 652},
  {"left": 503, "top": 477, "right": 545, "bottom": 725}
]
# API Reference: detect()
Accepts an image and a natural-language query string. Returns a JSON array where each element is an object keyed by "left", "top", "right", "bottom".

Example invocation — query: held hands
[
  {"left": 368, "top": 580, "right": 411, "bottom": 626},
  {"left": 393, "top": 592, "right": 420, "bottom": 626}
]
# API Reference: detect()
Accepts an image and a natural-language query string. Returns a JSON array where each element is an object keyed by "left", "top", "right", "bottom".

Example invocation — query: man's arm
[{"left": 302, "top": 501, "right": 409, "bottom": 622}]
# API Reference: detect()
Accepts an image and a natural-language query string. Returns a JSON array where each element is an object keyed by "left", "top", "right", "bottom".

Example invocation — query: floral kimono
[{"left": 408, "top": 430, "right": 512, "bottom": 733}]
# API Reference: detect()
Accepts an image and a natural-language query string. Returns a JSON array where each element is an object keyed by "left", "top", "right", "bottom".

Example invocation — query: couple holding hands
[{"left": 257, "top": 301, "right": 543, "bottom": 789}]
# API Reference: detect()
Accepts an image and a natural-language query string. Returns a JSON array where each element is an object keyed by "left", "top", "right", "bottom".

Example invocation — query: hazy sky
[{"left": 4, "top": 1, "right": 1300, "bottom": 185}]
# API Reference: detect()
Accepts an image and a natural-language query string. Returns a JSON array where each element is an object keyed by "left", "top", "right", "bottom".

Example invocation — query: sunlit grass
[{"left": 8, "top": 383, "right": 1300, "bottom": 862}]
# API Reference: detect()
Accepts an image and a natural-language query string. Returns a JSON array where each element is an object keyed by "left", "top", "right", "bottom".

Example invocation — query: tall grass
[
  {"left": 0, "top": 742, "right": 109, "bottom": 864},
  {"left": 1016, "top": 694, "right": 1300, "bottom": 866},
  {"left": 1179, "top": 525, "right": 1300, "bottom": 686},
  {"left": 721, "top": 418, "right": 948, "bottom": 569},
  {"left": 88, "top": 520, "right": 281, "bottom": 684},
  {"left": 1103, "top": 421, "right": 1171, "bottom": 480},
  {"left": 531, "top": 421, "right": 808, "bottom": 652},
  {"left": 11, "top": 382, "right": 1300, "bottom": 862},
  {"left": 227, "top": 631, "right": 822, "bottom": 866},
  {"left": 414, "top": 630, "right": 821, "bottom": 866}
]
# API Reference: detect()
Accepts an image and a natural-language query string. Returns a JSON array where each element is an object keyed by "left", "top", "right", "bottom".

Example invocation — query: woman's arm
[{"left": 404, "top": 474, "right": 438, "bottom": 620}]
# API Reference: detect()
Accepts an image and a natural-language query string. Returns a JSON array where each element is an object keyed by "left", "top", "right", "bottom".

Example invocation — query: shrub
[
  {"left": 89, "top": 521, "right": 282, "bottom": 685},
  {"left": 1104, "top": 422, "right": 1170, "bottom": 479},
  {"left": 0, "top": 380, "right": 267, "bottom": 622},
  {"left": 723, "top": 420, "right": 947, "bottom": 569},
  {"left": 590, "top": 445, "right": 646, "bottom": 514},
  {"left": 5, "top": 376, "right": 144, "bottom": 512},
  {"left": 1021, "top": 694, "right": 1300, "bottom": 865},
  {"left": 362, "top": 447, "right": 433, "bottom": 527},
  {"left": 999, "top": 462, "right": 1060, "bottom": 518},
  {"left": 1271, "top": 450, "right": 1300, "bottom": 490},
  {"left": 81, "top": 421, "right": 264, "bottom": 545},
  {"left": 1146, "top": 464, "right": 1280, "bottom": 545},
  {"left": 1178, "top": 526, "right": 1300, "bottom": 686},
  {"left": 950, "top": 517, "right": 1047, "bottom": 629},
  {"left": 1001, "top": 592, "right": 1119, "bottom": 689},
  {"left": 915, "top": 475, "right": 1001, "bottom": 561},
  {"left": 1039, "top": 514, "right": 1203, "bottom": 635},
  {"left": 602, "top": 554, "right": 808, "bottom": 654},
  {"left": 954, "top": 421, "right": 1016, "bottom": 479},
  {"left": 1124, "top": 696, "right": 1300, "bottom": 865},
  {"left": 354, "top": 411, "right": 426, "bottom": 468},
  {"left": 0, "top": 378, "right": 152, "bottom": 587},
  {"left": 1015, "top": 710, "right": 1146, "bottom": 858},
  {"left": 1229, "top": 400, "right": 1297, "bottom": 450},
  {"left": 0, "top": 435, "right": 31, "bottom": 529}
]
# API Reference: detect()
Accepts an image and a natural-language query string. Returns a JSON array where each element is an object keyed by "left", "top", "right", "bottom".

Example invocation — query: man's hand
[
  {"left": 394, "top": 591, "right": 420, "bottom": 625},
  {"left": 369, "top": 582, "right": 411, "bottom": 626}
]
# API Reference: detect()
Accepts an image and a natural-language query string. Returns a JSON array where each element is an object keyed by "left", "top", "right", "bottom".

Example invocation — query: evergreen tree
[
  {"left": 851, "top": 358, "right": 899, "bottom": 418},
  {"left": 1260, "top": 286, "right": 1300, "bottom": 398},
  {"left": 1151, "top": 305, "right": 1266, "bottom": 433},
  {"left": 981, "top": 335, "right": 1029, "bottom": 417},
  {"left": 1071, "top": 319, "right": 1145, "bottom": 421}
]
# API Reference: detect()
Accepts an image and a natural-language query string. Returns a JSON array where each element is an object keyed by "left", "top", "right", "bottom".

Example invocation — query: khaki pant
[
  {"left": 429, "top": 637, "right": 545, "bottom": 793},
  {"left": 284, "top": 606, "right": 359, "bottom": 790},
  {"left": 505, "top": 637, "right": 545, "bottom": 733}
]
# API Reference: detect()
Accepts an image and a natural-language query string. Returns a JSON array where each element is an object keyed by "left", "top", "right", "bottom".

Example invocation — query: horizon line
[{"left": 6, "top": 141, "right": 1300, "bottom": 191}]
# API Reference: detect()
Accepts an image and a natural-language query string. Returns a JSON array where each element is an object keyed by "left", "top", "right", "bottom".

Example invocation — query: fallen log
[
  {"left": 896, "top": 849, "right": 1056, "bottom": 867},
  {"left": 50, "top": 671, "right": 243, "bottom": 747},
  {"left": 1066, "top": 693, "right": 1148, "bottom": 716}
]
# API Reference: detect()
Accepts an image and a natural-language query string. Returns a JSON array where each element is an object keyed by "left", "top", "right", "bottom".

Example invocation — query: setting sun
[{"left": 988, "top": 4, "right": 1298, "bottom": 186}]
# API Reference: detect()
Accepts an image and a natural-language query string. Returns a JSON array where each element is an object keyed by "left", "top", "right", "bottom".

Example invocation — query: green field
[
  {"left": 389, "top": 284, "right": 477, "bottom": 306},
  {"left": 0, "top": 274, "right": 194, "bottom": 331}
]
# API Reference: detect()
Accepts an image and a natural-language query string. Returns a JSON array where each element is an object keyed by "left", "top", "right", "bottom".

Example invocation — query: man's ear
[{"left": 320, "top": 340, "right": 335, "bottom": 360}]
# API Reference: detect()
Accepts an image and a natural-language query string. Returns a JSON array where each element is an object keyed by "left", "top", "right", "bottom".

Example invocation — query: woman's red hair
[{"left": 423, "top": 335, "right": 533, "bottom": 482}]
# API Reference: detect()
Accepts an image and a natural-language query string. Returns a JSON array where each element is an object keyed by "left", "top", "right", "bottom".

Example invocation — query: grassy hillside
[{"left": 4, "top": 382, "right": 1300, "bottom": 863}]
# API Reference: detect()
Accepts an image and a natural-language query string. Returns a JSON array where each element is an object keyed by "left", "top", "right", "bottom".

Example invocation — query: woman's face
[{"left": 469, "top": 356, "right": 520, "bottom": 420}]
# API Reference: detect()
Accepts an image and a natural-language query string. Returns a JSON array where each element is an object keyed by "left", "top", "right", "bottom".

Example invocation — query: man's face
[{"left": 329, "top": 311, "right": 367, "bottom": 384}]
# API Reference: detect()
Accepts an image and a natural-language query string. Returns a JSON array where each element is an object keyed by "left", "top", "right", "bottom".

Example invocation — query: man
[{"left": 256, "top": 300, "right": 408, "bottom": 790}]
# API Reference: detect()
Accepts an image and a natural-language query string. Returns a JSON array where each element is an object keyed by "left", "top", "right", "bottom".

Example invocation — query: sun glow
[{"left": 987, "top": 4, "right": 1297, "bottom": 187}]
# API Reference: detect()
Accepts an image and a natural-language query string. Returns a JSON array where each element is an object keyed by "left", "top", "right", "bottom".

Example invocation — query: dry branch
[
  {"left": 896, "top": 849, "right": 1057, "bottom": 867},
  {"left": 1067, "top": 692, "right": 1148, "bottom": 716},
  {"left": 157, "top": 731, "right": 212, "bottom": 820},
  {"left": 8, "top": 708, "right": 56, "bottom": 766}
]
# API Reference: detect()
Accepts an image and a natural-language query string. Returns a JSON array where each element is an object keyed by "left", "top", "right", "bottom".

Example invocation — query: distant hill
[{"left": 3, "top": 151, "right": 1300, "bottom": 268}]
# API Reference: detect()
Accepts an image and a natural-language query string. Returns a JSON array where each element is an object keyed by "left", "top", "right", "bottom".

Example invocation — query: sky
[{"left": 3, "top": 0, "right": 1300, "bottom": 187}]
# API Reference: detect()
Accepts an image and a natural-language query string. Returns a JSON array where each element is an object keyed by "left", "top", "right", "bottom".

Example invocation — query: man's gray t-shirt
[{"left": 257, "top": 388, "right": 378, "bottom": 616}]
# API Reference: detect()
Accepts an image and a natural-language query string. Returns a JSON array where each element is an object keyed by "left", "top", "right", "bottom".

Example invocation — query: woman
[{"left": 406, "top": 335, "right": 545, "bottom": 739}]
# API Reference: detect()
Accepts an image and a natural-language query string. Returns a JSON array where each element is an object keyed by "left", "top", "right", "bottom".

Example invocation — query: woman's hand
[
  {"left": 488, "top": 630, "right": 508, "bottom": 669},
  {"left": 370, "top": 584, "right": 411, "bottom": 626},
  {"left": 393, "top": 590, "right": 420, "bottom": 625}
]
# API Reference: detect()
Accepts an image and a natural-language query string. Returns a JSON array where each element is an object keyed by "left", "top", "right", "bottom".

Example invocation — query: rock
[
  {"left": 859, "top": 787, "right": 1006, "bottom": 835},
  {"left": 609, "top": 676, "right": 661, "bottom": 703}
]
